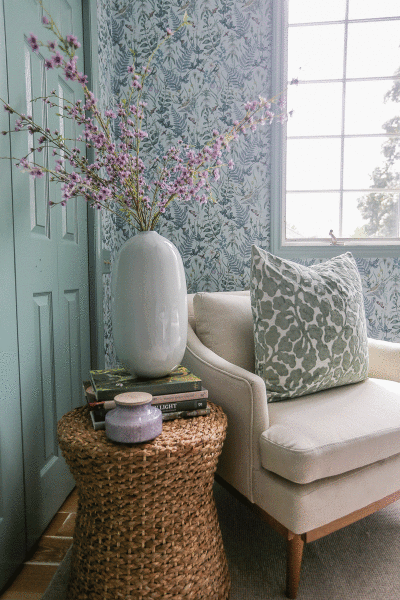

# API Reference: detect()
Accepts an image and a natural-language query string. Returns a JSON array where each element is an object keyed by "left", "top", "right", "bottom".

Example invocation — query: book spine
[
  {"left": 156, "top": 399, "right": 207, "bottom": 413},
  {"left": 151, "top": 388, "right": 208, "bottom": 404},
  {"left": 90, "top": 410, "right": 106, "bottom": 431},
  {"left": 162, "top": 408, "right": 211, "bottom": 421},
  {"left": 93, "top": 378, "right": 202, "bottom": 401},
  {"left": 88, "top": 388, "right": 209, "bottom": 410},
  {"left": 92, "top": 406, "right": 107, "bottom": 421},
  {"left": 89, "top": 399, "right": 208, "bottom": 413}
]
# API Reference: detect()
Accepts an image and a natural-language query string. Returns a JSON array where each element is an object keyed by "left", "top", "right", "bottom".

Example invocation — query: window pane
[
  {"left": 343, "top": 137, "right": 400, "bottom": 189},
  {"left": 288, "top": 24, "right": 344, "bottom": 81},
  {"left": 342, "top": 192, "right": 372, "bottom": 237},
  {"left": 287, "top": 82, "right": 343, "bottom": 136},
  {"left": 286, "top": 138, "right": 342, "bottom": 191},
  {"left": 347, "top": 21, "right": 400, "bottom": 79},
  {"left": 286, "top": 193, "right": 340, "bottom": 238},
  {"left": 349, "top": 0, "right": 400, "bottom": 20},
  {"left": 343, "top": 192, "right": 400, "bottom": 238},
  {"left": 289, "top": 0, "right": 346, "bottom": 24},
  {"left": 345, "top": 80, "right": 399, "bottom": 135}
]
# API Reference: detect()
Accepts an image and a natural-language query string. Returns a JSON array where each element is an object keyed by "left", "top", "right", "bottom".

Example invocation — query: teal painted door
[
  {"left": 3, "top": 0, "right": 91, "bottom": 555},
  {"left": 0, "top": 0, "right": 26, "bottom": 588}
]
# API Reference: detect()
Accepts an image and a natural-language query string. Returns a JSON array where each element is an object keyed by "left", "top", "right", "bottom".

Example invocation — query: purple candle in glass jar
[{"left": 105, "top": 391, "right": 162, "bottom": 444}]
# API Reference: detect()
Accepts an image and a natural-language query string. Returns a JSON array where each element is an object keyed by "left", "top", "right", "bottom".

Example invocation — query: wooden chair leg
[{"left": 286, "top": 533, "right": 304, "bottom": 599}]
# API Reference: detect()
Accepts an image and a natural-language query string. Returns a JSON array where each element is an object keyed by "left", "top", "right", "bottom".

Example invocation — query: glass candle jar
[{"left": 105, "top": 391, "right": 162, "bottom": 444}]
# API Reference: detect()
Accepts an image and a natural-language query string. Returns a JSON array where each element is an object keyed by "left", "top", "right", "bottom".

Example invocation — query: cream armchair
[{"left": 182, "top": 290, "right": 400, "bottom": 599}]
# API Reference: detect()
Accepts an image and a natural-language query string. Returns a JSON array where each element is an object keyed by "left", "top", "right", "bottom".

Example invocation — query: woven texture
[{"left": 57, "top": 404, "right": 230, "bottom": 600}]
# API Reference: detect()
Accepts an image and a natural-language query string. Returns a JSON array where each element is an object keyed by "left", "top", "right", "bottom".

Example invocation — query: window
[{"left": 271, "top": 0, "right": 400, "bottom": 257}]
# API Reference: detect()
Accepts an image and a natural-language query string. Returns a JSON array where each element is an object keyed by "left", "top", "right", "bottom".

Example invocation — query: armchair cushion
[
  {"left": 250, "top": 248, "right": 369, "bottom": 401},
  {"left": 259, "top": 377, "right": 400, "bottom": 484},
  {"left": 193, "top": 291, "right": 255, "bottom": 373}
]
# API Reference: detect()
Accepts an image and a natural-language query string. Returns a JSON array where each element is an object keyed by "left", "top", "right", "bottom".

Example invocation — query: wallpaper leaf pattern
[
  {"left": 294, "top": 258, "right": 400, "bottom": 344},
  {"left": 96, "top": 0, "right": 399, "bottom": 368}
]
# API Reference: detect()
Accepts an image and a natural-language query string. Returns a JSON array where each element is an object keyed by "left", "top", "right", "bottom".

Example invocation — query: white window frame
[{"left": 270, "top": 0, "right": 400, "bottom": 259}]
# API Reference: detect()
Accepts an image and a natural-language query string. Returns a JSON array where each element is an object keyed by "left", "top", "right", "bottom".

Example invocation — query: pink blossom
[
  {"left": 77, "top": 72, "right": 88, "bottom": 85},
  {"left": 27, "top": 34, "right": 39, "bottom": 52},
  {"left": 66, "top": 34, "right": 80, "bottom": 48},
  {"left": 52, "top": 51, "right": 63, "bottom": 66},
  {"left": 64, "top": 56, "right": 78, "bottom": 80},
  {"left": 18, "top": 158, "right": 29, "bottom": 169},
  {"left": 30, "top": 168, "right": 45, "bottom": 178}
]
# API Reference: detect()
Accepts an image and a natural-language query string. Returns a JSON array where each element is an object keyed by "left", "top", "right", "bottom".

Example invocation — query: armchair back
[{"left": 188, "top": 290, "right": 255, "bottom": 373}]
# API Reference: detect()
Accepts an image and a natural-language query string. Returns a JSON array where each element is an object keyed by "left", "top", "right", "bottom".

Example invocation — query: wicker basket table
[{"left": 57, "top": 403, "right": 230, "bottom": 600}]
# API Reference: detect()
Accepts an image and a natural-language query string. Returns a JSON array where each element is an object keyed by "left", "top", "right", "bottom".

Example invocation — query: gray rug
[{"left": 42, "top": 481, "right": 400, "bottom": 599}]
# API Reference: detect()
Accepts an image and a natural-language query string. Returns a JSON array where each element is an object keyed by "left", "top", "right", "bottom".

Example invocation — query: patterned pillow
[{"left": 250, "top": 247, "right": 369, "bottom": 402}]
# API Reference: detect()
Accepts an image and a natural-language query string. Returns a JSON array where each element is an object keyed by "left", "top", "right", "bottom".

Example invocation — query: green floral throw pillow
[{"left": 250, "top": 247, "right": 369, "bottom": 402}]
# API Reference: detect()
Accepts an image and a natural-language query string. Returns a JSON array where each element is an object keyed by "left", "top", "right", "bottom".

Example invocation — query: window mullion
[{"left": 339, "top": 0, "right": 350, "bottom": 238}]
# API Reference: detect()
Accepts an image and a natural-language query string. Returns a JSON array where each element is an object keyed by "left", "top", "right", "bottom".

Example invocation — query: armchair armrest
[
  {"left": 183, "top": 324, "right": 269, "bottom": 503},
  {"left": 368, "top": 337, "right": 400, "bottom": 383}
]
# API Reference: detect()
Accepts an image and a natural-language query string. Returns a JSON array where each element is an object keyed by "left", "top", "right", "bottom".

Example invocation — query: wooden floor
[{"left": 0, "top": 488, "right": 78, "bottom": 600}]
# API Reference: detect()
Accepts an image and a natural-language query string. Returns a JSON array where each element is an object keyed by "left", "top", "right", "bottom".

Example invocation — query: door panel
[
  {"left": 33, "top": 291, "right": 58, "bottom": 464},
  {"left": 4, "top": 0, "right": 90, "bottom": 550}
]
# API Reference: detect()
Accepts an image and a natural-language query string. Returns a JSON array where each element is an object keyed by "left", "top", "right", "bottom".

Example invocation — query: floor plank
[
  {"left": 27, "top": 537, "right": 72, "bottom": 564},
  {"left": 0, "top": 487, "right": 77, "bottom": 600},
  {"left": 0, "top": 565, "right": 58, "bottom": 598}
]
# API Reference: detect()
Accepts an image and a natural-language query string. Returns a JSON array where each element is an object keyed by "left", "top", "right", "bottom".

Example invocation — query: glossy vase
[{"left": 111, "top": 231, "right": 188, "bottom": 379}]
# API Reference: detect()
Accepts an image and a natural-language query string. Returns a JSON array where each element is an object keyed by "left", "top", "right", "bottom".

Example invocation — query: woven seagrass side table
[{"left": 57, "top": 403, "right": 230, "bottom": 600}]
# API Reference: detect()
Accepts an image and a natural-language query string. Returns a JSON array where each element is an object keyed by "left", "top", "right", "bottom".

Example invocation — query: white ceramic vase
[{"left": 111, "top": 231, "right": 188, "bottom": 379}]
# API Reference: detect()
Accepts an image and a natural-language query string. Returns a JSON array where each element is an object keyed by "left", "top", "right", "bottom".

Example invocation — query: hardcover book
[
  {"left": 90, "top": 407, "right": 107, "bottom": 431},
  {"left": 89, "top": 365, "right": 202, "bottom": 401},
  {"left": 89, "top": 406, "right": 211, "bottom": 430},
  {"left": 152, "top": 398, "right": 207, "bottom": 413},
  {"left": 161, "top": 408, "right": 211, "bottom": 421},
  {"left": 86, "top": 387, "right": 209, "bottom": 411},
  {"left": 87, "top": 394, "right": 207, "bottom": 415},
  {"left": 152, "top": 387, "right": 208, "bottom": 405}
]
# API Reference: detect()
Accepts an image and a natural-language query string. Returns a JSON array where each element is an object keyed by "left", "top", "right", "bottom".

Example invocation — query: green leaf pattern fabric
[{"left": 250, "top": 247, "right": 369, "bottom": 402}]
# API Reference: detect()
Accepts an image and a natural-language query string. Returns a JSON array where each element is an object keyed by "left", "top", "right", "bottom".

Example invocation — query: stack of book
[{"left": 84, "top": 365, "right": 209, "bottom": 430}]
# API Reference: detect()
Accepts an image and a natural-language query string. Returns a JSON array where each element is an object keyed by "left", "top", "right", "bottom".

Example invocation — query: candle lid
[{"left": 114, "top": 391, "right": 153, "bottom": 406}]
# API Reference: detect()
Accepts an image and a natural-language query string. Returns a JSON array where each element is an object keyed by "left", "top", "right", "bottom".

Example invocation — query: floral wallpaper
[
  {"left": 359, "top": 258, "right": 400, "bottom": 342},
  {"left": 96, "top": 0, "right": 400, "bottom": 368},
  {"left": 295, "top": 258, "right": 400, "bottom": 344}
]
